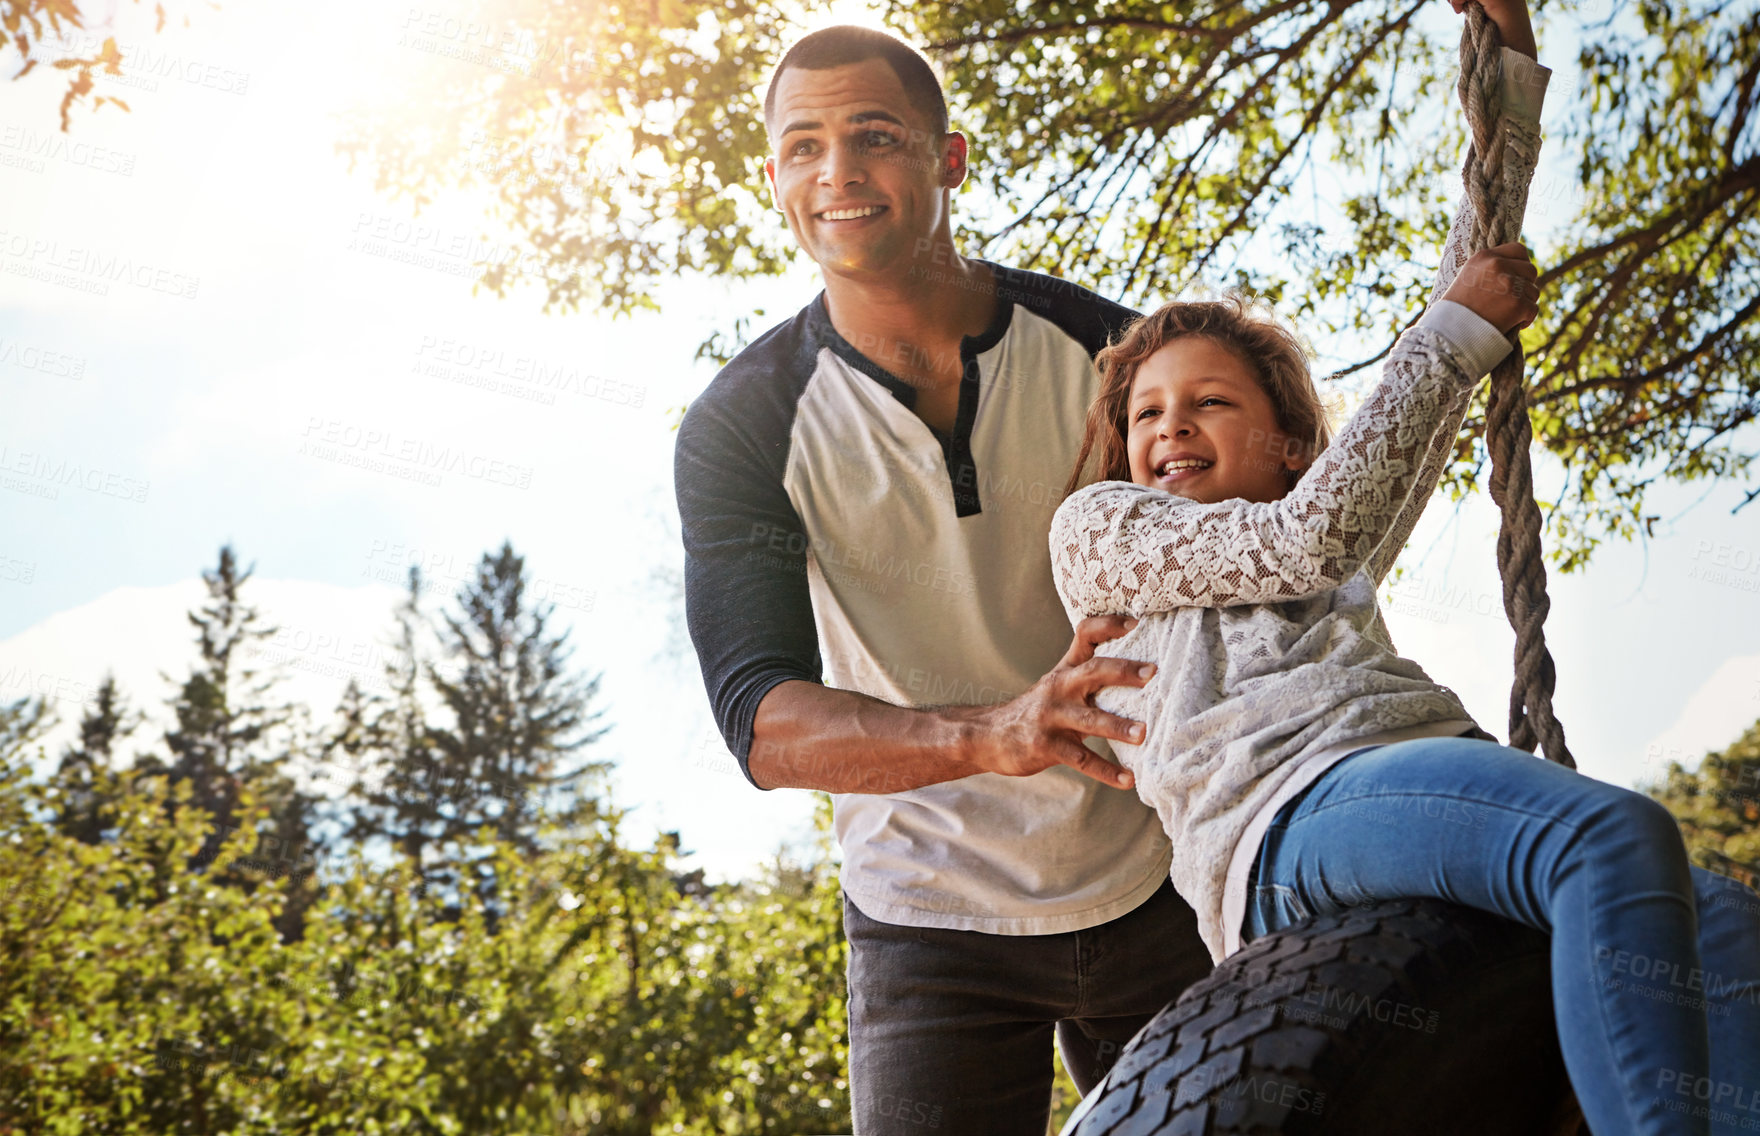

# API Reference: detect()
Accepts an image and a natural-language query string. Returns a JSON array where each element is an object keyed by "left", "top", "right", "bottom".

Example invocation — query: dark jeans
[{"left": 842, "top": 878, "right": 1211, "bottom": 1135}]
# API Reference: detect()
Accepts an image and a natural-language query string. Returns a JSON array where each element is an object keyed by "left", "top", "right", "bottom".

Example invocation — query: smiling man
[{"left": 673, "top": 26, "right": 1211, "bottom": 1134}]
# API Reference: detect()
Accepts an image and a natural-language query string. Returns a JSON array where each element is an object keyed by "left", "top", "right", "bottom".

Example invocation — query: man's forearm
[{"left": 748, "top": 679, "right": 988, "bottom": 793}]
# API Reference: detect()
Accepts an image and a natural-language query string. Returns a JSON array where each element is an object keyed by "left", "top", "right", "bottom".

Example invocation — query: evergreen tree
[
  {"left": 427, "top": 541, "right": 612, "bottom": 848},
  {"left": 0, "top": 693, "right": 52, "bottom": 761},
  {"left": 1646, "top": 716, "right": 1760, "bottom": 889},
  {"left": 141, "top": 545, "right": 327, "bottom": 942},
  {"left": 337, "top": 543, "right": 613, "bottom": 921},
  {"left": 53, "top": 673, "right": 142, "bottom": 844},
  {"left": 329, "top": 567, "right": 449, "bottom": 885}
]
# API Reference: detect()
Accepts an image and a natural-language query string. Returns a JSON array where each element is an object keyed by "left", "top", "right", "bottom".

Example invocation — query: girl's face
[{"left": 1126, "top": 336, "right": 1308, "bottom": 505}]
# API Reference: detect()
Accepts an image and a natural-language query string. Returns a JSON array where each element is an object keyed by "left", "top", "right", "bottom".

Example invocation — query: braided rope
[{"left": 1455, "top": 4, "right": 1574, "bottom": 768}]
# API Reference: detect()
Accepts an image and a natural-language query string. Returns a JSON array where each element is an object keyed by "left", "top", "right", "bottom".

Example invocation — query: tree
[
  {"left": 333, "top": 543, "right": 613, "bottom": 920},
  {"left": 1, "top": 715, "right": 856, "bottom": 1134},
  {"left": 428, "top": 541, "right": 612, "bottom": 840},
  {"left": 1, "top": 0, "right": 185, "bottom": 131},
  {"left": 0, "top": 547, "right": 854, "bottom": 1132},
  {"left": 0, "top": 692, "right": 51, "bottom": 759},
  {"left": 1645, "top": 715, "right": 1760, "bottom": 889},
  {"left": 327, "top": 568, "right": 450, "bottom": 875},
  {"left": 52, "top": 673, "right": 143, "bottom": 845},
  {"left": 139, "top": 545, "right": 326, "bottom": 943},
  {"left": 336, "top": 0, "right": 1760, "bottom": 571}
]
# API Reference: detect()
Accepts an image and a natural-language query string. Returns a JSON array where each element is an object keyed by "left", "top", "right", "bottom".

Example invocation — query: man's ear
[{"left": 941, "top": 132, "right": 969, "bottom": 190}]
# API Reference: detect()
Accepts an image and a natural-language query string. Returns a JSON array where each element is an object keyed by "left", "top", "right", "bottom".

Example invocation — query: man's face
[{"left": 765, "top": 58, "right": 963, "bottom": 278}]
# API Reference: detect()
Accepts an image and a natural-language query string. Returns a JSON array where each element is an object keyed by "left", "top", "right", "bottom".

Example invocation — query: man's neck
[{"left": 820, "top": 250, "right": 997, "bottom": 394}]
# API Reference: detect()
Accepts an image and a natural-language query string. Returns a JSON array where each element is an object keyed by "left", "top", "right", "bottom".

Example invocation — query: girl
[{"left": 1048, "top": 15, "right": 1760, "bottom": 1136}]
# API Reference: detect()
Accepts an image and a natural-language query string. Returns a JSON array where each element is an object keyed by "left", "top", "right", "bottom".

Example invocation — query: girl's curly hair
[{"left": 1064, "top": 290, "right": 1335, "bottom": 500}]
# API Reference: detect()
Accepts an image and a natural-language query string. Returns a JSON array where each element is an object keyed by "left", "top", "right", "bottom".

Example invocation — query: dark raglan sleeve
[
  {"left": 985, "top": 260, "right": 1142, "bottom": 361},
  {"left": 673, "top": 373, "right": 823, "bottom": 790}
]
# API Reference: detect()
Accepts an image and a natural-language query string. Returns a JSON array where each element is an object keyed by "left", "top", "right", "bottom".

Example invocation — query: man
[
  {"left": 673, "top": 28, "right": 1206, "bottom": 1133},
  {"left": 673, "top": 14, "right": 1550, "bottom": 1134}
]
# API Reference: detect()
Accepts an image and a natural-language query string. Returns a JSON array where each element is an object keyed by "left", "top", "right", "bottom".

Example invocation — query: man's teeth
[
  {"left": 820, "top": 206, "right": 885, "bottom": 220},
  {"left": 1159, "top": 459, "right": 1211, "bottom": 475}
]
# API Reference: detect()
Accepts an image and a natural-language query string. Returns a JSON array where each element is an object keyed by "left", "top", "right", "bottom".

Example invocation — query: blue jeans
[{"left": 1243, "top": 737, "right": 1760, "bottom": 1136}]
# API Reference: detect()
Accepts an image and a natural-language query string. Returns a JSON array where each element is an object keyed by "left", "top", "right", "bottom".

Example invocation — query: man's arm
[
  {"left": 748, "top": 681, "right": 982, "bottom": 793},
  {"left": 676, "top": 378, "right": 1150, "bottom": 795},
  {"left": 674, "top": 382, "right": 826, "bottom": 790},
  {"left": 750, "top": 612, "right": 1154, "bottom": 793}
]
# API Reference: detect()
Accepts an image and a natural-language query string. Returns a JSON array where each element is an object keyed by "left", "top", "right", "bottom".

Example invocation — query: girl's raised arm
[
  {"left": 1050, "top": 51, "right": 1550, "bottom": 621},
  {"left": 1363, "top": 44, "right": 1551, "bottom": 585}
]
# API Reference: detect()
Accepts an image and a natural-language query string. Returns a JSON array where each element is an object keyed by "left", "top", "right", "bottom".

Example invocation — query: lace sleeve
[
  {"left": 1363, "top": 53, "right": 1549, "bottom": 584},
  {"left": 1049, "top": 52, "right": 1552, "bottom": 620},
  {"left": 1052, "top": 327, "right": 1498, "bottom": 616}
]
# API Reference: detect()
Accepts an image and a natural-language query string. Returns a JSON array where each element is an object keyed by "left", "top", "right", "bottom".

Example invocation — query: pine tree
[
  {"left": 428, "top": 541, "right": 612, "bottom": 849},
  {"left": 0, "top": 693, "right": 52, "bottom": 760},
  {"left": 53, "top": 673, "right": 141, "bottom": 844},
  {"left": 336, "top": 542, "right": 613, "bottom": 922},
  {"left": 145, "top": 545, "right": 327, "bottom": 942},
  {"left": 329, "top": 566, "right": 449, "bottom": 884}
]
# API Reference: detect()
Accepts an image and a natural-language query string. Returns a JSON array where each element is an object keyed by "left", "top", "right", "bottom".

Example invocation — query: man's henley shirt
[{"left": 674, "top": 261, "right": 1177, "bottom": 933}]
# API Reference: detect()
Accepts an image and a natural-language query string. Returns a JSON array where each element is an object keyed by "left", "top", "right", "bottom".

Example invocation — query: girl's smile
[{"left": 1126, "top": 335, "right": 1308, "bottom": 505}]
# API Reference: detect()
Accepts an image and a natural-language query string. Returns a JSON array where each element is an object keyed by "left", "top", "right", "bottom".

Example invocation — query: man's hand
[
  {"left": 1449, "top": 0, "right": 1537, "bottom": 59},
  {"left": 1441, "top": 241, "right": 1540, "bottom": 334},
  {"left": 966, "top": 614, "right": 1155, "bottom": 791}
]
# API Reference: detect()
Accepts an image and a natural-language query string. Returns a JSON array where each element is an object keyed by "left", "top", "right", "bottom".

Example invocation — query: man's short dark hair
[{"left": 763, "top": 26, "right": 950, "bottom": 139}]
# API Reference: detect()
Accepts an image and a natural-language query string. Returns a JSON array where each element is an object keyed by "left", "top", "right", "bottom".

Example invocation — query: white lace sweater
[{"left": 1049, "top": 50, "right": 1551, "bottom": 963}]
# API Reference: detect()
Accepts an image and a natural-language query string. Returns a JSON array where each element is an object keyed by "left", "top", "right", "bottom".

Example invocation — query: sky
[{"left": 2, "top": 0, "right": 1757, "bottom": 887}]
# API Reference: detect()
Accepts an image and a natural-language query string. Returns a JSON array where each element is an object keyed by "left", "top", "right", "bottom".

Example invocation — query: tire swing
[{"left": 1066, "top": 7, "right": 1585, "bottom": 1133}]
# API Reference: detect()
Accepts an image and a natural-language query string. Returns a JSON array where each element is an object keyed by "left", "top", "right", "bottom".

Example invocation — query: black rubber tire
[{"left": 1071, "top": 898, "right": 1589, "bottom": 1136}]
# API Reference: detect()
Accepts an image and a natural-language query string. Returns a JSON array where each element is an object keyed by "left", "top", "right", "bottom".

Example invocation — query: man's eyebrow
[{"left": 779, "top": 110, "right": 910, "bottom": 137}]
